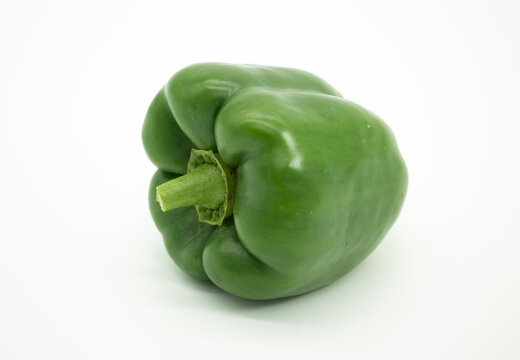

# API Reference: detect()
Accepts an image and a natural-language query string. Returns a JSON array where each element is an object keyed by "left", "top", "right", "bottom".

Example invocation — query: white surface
[{"left": 1, "top": 0, "right": 519, "bottom": 358}]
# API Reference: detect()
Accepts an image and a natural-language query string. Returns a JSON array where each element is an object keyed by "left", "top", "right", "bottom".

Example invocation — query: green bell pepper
[{"left": 142, "top": 63, "right": 407, "bottom": 300}]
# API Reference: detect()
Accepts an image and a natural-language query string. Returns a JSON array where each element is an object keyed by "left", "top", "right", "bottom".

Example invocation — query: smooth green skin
[{"left": 143, "top": 63, "right": 408, "bottom": 300}]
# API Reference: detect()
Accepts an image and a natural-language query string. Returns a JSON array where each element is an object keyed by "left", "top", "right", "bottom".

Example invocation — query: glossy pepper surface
[{"left": 142, "top": 63, "right": 408, "bottom": 300}]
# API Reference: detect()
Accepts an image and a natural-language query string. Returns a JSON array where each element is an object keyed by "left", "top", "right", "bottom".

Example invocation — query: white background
[{"left": 1, "top": 0, "right": 519, "bottom": 358}]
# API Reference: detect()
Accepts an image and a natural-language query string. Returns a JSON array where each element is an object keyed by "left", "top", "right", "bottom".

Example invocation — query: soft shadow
[
  {"left": 165, "top": 230, "right": 404, "bottom": 327},
  {"left": 174, "top": 260, "right": 384, "bottom": 327}
]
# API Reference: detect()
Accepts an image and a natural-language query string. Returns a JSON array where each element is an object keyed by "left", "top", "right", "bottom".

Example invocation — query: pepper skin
[{"left": 143, "top": 63, "right": 408, "bottom": 300}]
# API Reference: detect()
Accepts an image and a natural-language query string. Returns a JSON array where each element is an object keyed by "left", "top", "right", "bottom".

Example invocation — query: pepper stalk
[{"left": 155, "top": 149, "right": 235, "bottom": 226}]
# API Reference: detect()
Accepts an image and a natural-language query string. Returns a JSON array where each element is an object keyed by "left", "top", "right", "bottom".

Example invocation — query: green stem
[
  {"left": 156, "top": 164, "right": 226, "bottom": 212},
  {"left": 155, "top": 149, "right": 235, "bottom": 226}
]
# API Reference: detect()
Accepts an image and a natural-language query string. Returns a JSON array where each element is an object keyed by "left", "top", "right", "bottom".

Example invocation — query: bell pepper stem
[{"left": 156, "top": 164, "right": 226, "bottom": 212}]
